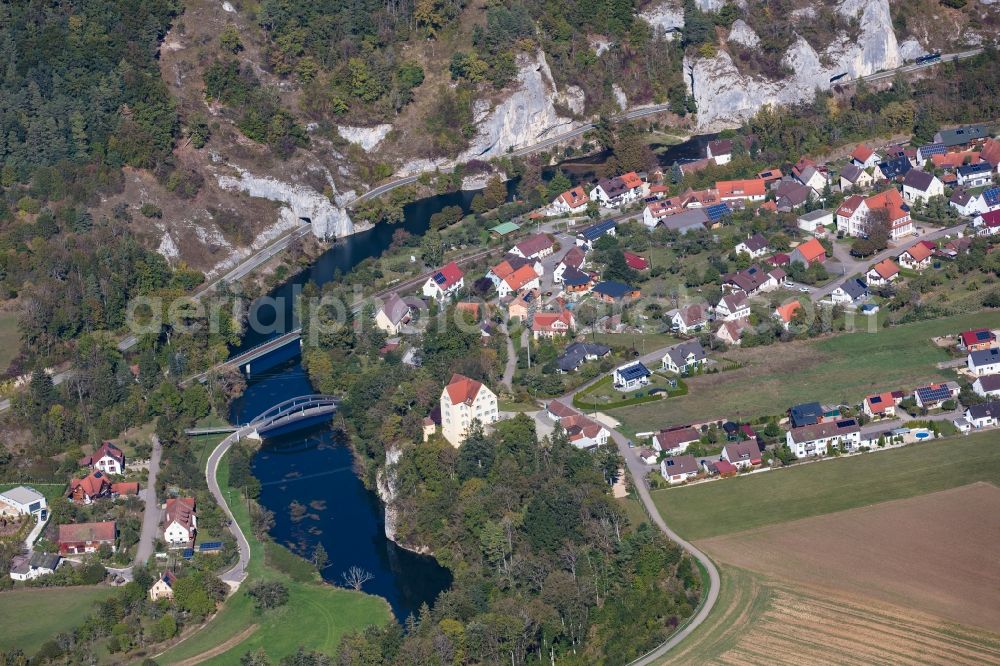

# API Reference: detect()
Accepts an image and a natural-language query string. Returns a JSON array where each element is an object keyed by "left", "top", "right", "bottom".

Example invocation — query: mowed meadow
[{"left": 617, "top": 310, "right": 1000, "bottom": 434}]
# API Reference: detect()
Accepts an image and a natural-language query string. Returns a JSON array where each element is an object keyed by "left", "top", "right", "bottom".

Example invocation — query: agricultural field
[
  {"left": 651, "top": 429, "right": 1000, "bottom": 541},
  {"left": 0, "top": 586, "right": 115, "bottom": 655},
  {"left": 659, "top": 565, "right": 1000, "bottom": 665},
  {"left": 698, "top": 483, "right": 1000, "bottom": 633},
  {"left": 617, "top": 310, "right": 1000, "bottom": 434},
  {"left": 157, "top": 444, "right": 390, "bottom": 665}
]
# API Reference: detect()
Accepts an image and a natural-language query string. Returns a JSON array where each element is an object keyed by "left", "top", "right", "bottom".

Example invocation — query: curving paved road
[{"left": 206, "top": 429, "right": 252, "bottom": 585}]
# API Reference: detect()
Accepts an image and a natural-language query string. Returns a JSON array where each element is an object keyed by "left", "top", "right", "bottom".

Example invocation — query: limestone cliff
[
  {"left": 685, "top": 0, "right": 917, "bottom": 130},
  {"left": 216, "top": 168, "right": 366, "bottom": 240},
  {"left": 458, "top": 51, "right": 581, "bottom": 161},
  {"left": 375, "top": 445, "right": 433, "bottom": 554}
]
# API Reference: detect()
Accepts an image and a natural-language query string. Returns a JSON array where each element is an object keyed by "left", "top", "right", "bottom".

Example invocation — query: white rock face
[
  {"left": 688, "top": 0, "right": 905, "bottom": 130},
  {"left": 556, "top": 85, "right": 586, "bottom": 114},
  {"left": 728, "top": 20, "right": 760, "bottom": 49},
  {"left": 461, "top": 170, "right": 507, "bottom": 191},
  {"left": 376, "top": 446, "right": 403, "bottom": 543},
  {"left": 898, "top": 37, "right": 928, "bottom": 61},
  {"left": 221, "top": 1, "right": 234, "bottom": 12},
  {"left": 696, "top": 0, "right": 725, "bottom": 10},
  {"left": 640, "top": 1, "right": 684, "bottom": 40},
  {"left": 459, "top": 52, "right": 579, "bottom": 161},
  {"left": 216, "top": 169, "right": 363, "bottom": 240},
  {"left": 590, "top": 38, "right": 611, "bottom": 56},
  {"left": 157, "top": 233, "right": 180, "bottom": 262},
  {"left": 337, "top": 124, "right": 392, "bottom": 152},
  {"left": 612, "top": 84, "right": 628, "bottom": 111}
]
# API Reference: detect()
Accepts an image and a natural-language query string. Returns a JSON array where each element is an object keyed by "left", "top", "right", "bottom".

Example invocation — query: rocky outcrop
[
  {"left": 556, "top": 85, "right": 586, "bottom": 115},
  {"left": 459, "top": 52, "right": 580, "bottom": 161},
  {"left": 640, "top": 1, "right": 684, "bottom": 40},
  {"left": 612, "top": 84, "right": 628, "bottom": 111},
  {"left": 898, "top": 37, "right": 928, "bottom": 61},
  {"left": 216, "top": 168, "right": 365, "bottom": 240},
  {"left": 688, "top": 0, "right": 911, "bottom": 130},
  {"left": 376, "top": 446, "right": 403, "bottom": 543},
  {"left": 337, "top": 124, "right": 393, "bottom": 152},
  {"left": 728, "top": 20, "right": 760, "bottom": 49}
]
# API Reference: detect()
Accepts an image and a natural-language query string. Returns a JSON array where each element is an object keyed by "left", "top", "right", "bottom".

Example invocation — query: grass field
[
  {"left": 157, "top": 440, "right": 390, "bottom": 665},
  {"left": 0, "top": 586, "right": 115, "bottom": 654},
  {"left": 652, "top": 429, "right": 1000, "bottom": 541},
  {"left": 617, "top": 310, "right": 1000, "bottom": 434},
  {"left": 659, "top": 565, "right": 1000, "bottom": 665}
]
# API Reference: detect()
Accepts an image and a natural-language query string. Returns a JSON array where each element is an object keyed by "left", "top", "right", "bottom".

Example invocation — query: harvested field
[{"left": 698, "top": 483, "right": 1000, "bottom": 634}]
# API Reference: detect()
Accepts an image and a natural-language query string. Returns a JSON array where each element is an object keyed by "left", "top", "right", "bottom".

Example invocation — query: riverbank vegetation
[{"left": 297, "top": 305, "right": 701, "bottom": 663}]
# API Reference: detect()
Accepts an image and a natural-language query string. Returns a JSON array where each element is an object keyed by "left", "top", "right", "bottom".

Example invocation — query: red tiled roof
[
  {"left": 931, "top": 151, "right": 981, "bottom": 170},
  {"left": 794, "top": 238, "right": 826, "bottom": 263},
  {"left": 69, "top": 472, "right": 110, "bottom": 499},
  {"left": 445, "top": 374, "right": 484, "bottom": 405},
  {"left": 960, "top": 328, "right": 995, "bottom": 347},
  {"left": 716, "top": 179, "right": 766, "bottom": 199},
  {"left": 623, "top": 251, "right": 649, "bottom": 270},
  {"left": 532, "top": 310, "right": 574, "bottom": 333},
  {"left": 558, "top": 186, "right": 589, "bottom": 208},
  {"left": 836, "top": 194, "right": 865, "bottom": 218},
  {"left": 851, "top": 144, "right": 874, "bottom": 163},
  {"left": 165, "top": 497, "right": 196, "bottom": 531},
  {"left": 865, "top": 391, "right": 896, "bottom": 414},
  {"left": 775, "top": 301, "right": 802, "bottom": 323},
  {"left": 79, "top": 442, "right": 124, "bottom": 468},
  {"left": 902, "top": 242, "right": 933, "bottom": 263},
  {"left": 865, "top": 188, "right": 909, "bottom": 224},
  {"left": 504, "top": 264, "right": 540, "bottom": 291},
  {"left": 112, "top": 482, "right": 139, "bottom": 496},
  {"left": 435, "top": 262, "right": 464, "bottom": 289},
  {"left": 981, "top": 138, "right": 1000, "bottom": 167},
  {"left": 620, "top": 171, "right": 644, "bottom": 190},
  {"left": 871, "top": 259, "right": 899, "bottom": 280},
  {"left": 59, "top": 521, "right": 116, "bottom": 544}
]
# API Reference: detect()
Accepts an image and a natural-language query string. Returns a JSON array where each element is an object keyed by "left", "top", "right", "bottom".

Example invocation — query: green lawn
[
  {"left": 0, "top": 311, "right": 20, "bottom": 372},
  {"left": 652, "top": 429, "right": 1000, "bottom": 541},
  {"left": 617, "top": 310, "right": 1000, "bottom": 434},
  {"left": 0, "top": 482, "right": 66, "bottom": 502},
  {"left": 588, "top": 331, "right": 681, "bottom": 352},
  {"left": 0, "top": 586, "right": 115, "bottom": 654},
  {"left": 158, "top": 440, "right": 390, "bottom": 665}
]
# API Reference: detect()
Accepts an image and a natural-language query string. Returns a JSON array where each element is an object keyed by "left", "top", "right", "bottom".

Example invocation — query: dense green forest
[{"left": 299, "top": 303, "right": 699, "bottom": 664}]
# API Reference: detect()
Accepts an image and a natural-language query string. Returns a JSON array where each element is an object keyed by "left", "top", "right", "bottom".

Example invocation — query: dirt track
[
  {"left": 698, "top": 482, "right": 1000, "bottom": 633},
  {"left": 171, "top": 624, "right": 258, "bottom": 666}
]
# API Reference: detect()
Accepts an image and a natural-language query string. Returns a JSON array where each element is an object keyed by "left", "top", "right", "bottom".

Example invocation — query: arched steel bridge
[{"left": 185, "top": 394, "right": 339, "bottom": 438}]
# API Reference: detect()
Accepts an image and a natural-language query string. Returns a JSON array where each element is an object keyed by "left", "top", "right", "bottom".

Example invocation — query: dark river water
[{"left": 227, "top": 132, "right": 711, "bottom": 622}]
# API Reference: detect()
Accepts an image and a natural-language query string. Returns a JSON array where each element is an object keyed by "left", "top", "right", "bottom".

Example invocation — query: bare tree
[{"left": 342, "top": 566, "right": 374, "bottom": 591}]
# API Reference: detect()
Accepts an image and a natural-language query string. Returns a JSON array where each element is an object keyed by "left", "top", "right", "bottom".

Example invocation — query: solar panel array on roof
[
  {"left": 434, "top": 272, "right": 446, "bottom": 284},
  {"left": 916, "top": 385, "right": 951, "bottom": 402},
  {"left": 705, "top": 203, "right": 731, "bottom": 221},
  {"left": 919, "top": 143, "right": 946, "bottom": 157},
  {"left": 869, "top": 395, "right": 883, "bottom": 404},
  {"left": 617, "top": 362, "right": 650, "bottom": 381},
  {"left": 984, "top": 187, "right": 1000, "bottom": 207},
  {"left": 976, "top": 330, "right": 992, "bottom": 342}
]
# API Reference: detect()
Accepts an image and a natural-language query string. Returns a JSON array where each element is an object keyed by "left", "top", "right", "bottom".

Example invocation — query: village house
[
  {"left": 488, "top": 256, "right": 543, "bottom": 286},
  {"left": 914, "top": 382, "right": 960, "bottom": 409},
  {"left": 532, "top": 309, "right": 575, "bottom": 339},
  {"left": 669, "top": 303, "right": 708, "bottom": 334},
  {"left": 68, "top": 471, "right": 112, "bottom": 504},
  {"left": 838, "top": 163, "right": 873, "bottom": 191},
  {"left": 916, "top": 142, "right": 945, "bottom": 163},
  {"left": 957, "top": 162, "right": 993, "bottom": 189},
  {"left": 866, "top": 259, "right": 900, "bottom": 286},
  {"left": 496, "top": 264, "right": 541, "bottom": 299},
  {"left": 775, "top": 181, "right": 817, "bottom": 212},
  {"left": 968, "top": 348, "right": 1000, "bottom": 377},
  {"left": 422, "top": 262, "right": 464, "bottom": 302},
  {"left": 642, "top": 199, "right": 683, "bottom": 229},
  {"left": 786, "top": 419, "right": 861, "bottom": 458},
  {"left": 9, "top": 552, "right": 60, "bottom": 581},
  {"left": 654, "top": 426, "right": 701, "bottom": 456},
  {"left": 660, "top": 455, "right": 700, "bottom": 484},
  {"left": 507, "top": 289, "right": 539, "bottom": 321},
  {"left": 934, "top": 124, "right": 989, "bottom": 148},
  {"left": 829, "top": 278, "right": 869, "bottom": 305},
  {"left": 660, "top": 208, "right": 711, "bottom": 234},
  {"left": 592, "top": 281, "right": 639, "bottom": 304},
  {"left": 509, "top": 233, "right": 554, "bottom": 261},
  {"left": 560, "top": 412, "right": 611, "bottom": 449},
  {"left": 789, "top": 238, "right": 826, "bottom": 266},
  {"left": 723, "top": 265, "right": 786, "bottom": 295},
  {"left": 898, "top": 241, "right": 935, "bottom": 271},
  {"left": 561, "top": 267, "right": 595, "bottom": 295},
  {"left": 863, "top": 391, "right": 903, "bottom": 419},
  {"left": 553, "top": 246, "right": 586, "bottom": 283},
  {"left": 901, "top": 170, "right": 943, "bottom": 204},
  {"left": 662, "top": 340, "right": 707, "bottom": 374},
  {"left": 557, "top": 342, "right": 610, "bottom": 373},
  {"left": 982, "top": 137, "right": 1000, "bottom": 168},
  {"left": 716, "top": 179, "right": 766, "bottom": 202},
  {"left": 797, "top": 209, "right": 833, "bottom": 234},
  {"left": 149, "top": 570, "right": 177, "bottom": 601},
  {"left": 79, "top": 442, "right": 125, "bottom": 476},
  {"left": 949, "top": 189, "right": 987, "bottom": 217},
  {"left": 850, "top": 144, "right": 881, "bottom": 170},
  {"left": 163, "top": 497, "right": 197, "bottom": 546},
  {"left": 757, "top": 168, "right": 783, "bottom": 185},
  {"left": 721, "top": 441, "right": 761, "bottom": 470},
  {"left": 0, "top": 486, "right": 47, "bottom": 520},
  {"left": 973, "top": 374, "right": 1000, "bottom": 399},
  {"left": 715, "top": 290, "right": 750, "bottom": 321},
  {"left": 873, "top": 156, "right": 912, "bottom": 182},
  {"left": 734, "top": 233, "right": 769, "bottom": 259},
  {"left": 837, "top": 189, "right": 913, "bottom": 240},
  {"left": 977, "top": 210, "right": 1000, "bottom": 236},
  {"left": 546, "top": 400, "right": 577, "bottom": 423},
  {"left": 576, "top": 219, "right": 616, "bottom": 246},
  {"left": 58, "top": 521, "right": 116, "bottom": 555},
  {"left": 789, "top": 401, "right": 824, "bottom": 427},
  {"left": 965, "top": 401, "right": 1000, "bottom": 429},
  {"left": 551, "top": 186, "right": 590, "bottom": 214},
  {"left": 623, "top": 251, "right": 649, "bottom": 271},
  {"left": 794, "top": 165, "right": 828, "bottom": 192},
  {"left": 374, "top": 294, "right": 412, "bottom": 335},
  {"left": 707, "top": 139, "right": 733, "bottom": 165},
  {"left": 612, "top": 361, "right": 651, "bottom": 392},
  {"left": 715, "top": 318, "right": 750, "bottom": 346},
  {"left": 440, "top": 374, "right": 499, "bottom": 447},
  {"left": 959, "top": 328, "right": 996, "bottom": 352},
  {"left": 773, "top": 301, "right": 802, "bottom": 330},
  {"left": 930, "top": 150, "right": 981, "bottom": 171}
]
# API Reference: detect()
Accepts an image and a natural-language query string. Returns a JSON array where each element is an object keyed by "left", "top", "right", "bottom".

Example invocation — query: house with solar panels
[
  {"left": 421, "top": 262, "right": 464, "bottom": 302},
  {"left": 917, "top": 143, "right": 946, "bottom": 164},
  {"left": 913, "top": 382, "right": 960, "bottom": 409},
  {"left": 786, "top": 419, "right": 861, "bottom": 458},
  {"left": 957, "top": 162, "right": 993, "bottom": 189},
  {"left": 612, "top": 361, "right": 651, "bottom": 392},
  {"left": 576, "top": 219, "right": 616, "bottom": 246},
  {"left": 968, "top": 348, "right": 1000, "bottom": 376}
]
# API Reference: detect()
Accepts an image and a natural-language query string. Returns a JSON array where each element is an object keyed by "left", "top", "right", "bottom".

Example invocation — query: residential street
[
  {"left": 134, "top": 434, "right": 162, "bottom": 567},
  {"left": 206, "top": 430, "right": 251, "bottom": 587}
]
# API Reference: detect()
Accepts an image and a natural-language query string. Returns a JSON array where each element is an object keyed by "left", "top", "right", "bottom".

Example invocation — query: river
[{"left": 227, "top": 132, "right": 712, "bottom": 623}]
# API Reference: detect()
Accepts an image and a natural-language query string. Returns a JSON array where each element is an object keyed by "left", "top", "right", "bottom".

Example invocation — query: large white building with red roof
[
  {"left": 422, "top": 262, "right": 465, "bottom": 302},
  {"left": 440, "top": 374, "right": 498, "bottom": 446},
  {"left": 836, "top": 189, "right": 913, "bottom": 240},
  {"left": 163, "top": 497, "right": 197, "bottom": 546}
]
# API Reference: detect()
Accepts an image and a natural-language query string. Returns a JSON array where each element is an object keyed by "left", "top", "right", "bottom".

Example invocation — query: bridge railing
[{"left": 248, "top": 394, "right": 339, "bottom": 426}]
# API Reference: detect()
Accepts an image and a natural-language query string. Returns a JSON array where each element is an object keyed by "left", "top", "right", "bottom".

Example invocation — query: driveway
[{"left": 133, "top": 434, "right": 162, "bottom": 567}]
